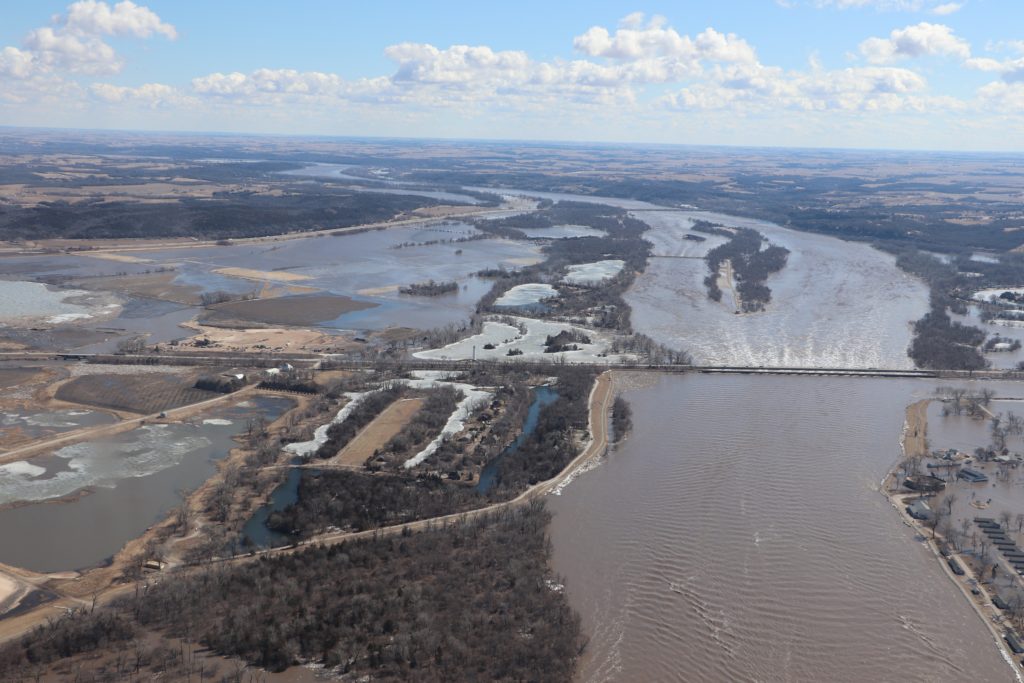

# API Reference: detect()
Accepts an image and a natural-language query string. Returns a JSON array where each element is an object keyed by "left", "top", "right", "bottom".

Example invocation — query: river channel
[{"left": 548, "top": 373, "right": 1014, "bottom": 682}]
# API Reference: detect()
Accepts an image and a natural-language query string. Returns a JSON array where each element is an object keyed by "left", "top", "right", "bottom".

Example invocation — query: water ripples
[{"left": 549, "top": 374, "right": 1013, "bottom": 682}]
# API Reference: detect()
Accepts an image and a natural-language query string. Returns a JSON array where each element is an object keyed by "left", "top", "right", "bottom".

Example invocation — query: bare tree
[
  {"left": 943, "top": 492, "right": 958, "bottom": 516},
  {"left": 991, "top": 415, "right": 1008, "bottom": 452}
]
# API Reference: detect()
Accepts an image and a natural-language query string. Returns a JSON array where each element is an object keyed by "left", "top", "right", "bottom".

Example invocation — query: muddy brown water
[{"left": 548, "top": 373, "right": 1015, "bottom": 682}]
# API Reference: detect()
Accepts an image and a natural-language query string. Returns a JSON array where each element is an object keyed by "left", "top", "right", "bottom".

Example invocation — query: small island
[
  {"left": 399, "top": 279, "right": 459, "bottom": 296},
  {"left": 694, "top": 222, "right": 790, "bottom": 313}
]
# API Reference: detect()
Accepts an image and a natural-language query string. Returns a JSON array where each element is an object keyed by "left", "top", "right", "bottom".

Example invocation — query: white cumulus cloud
[
  {"left": 65, "top": 1, "right": 177, "bottom": 40},
  {"left": 859, "top": 22, "right": 970, "bottom": 63},
  {"left": 1, "top": 1, "right": 175, "bottom": 79}
]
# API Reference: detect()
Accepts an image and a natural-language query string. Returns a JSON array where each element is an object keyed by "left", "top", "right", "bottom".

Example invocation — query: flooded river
[
  {"left": 627, "top": 209, "right": 930, "bottom": 368},
  {"left": 474, "top": 187, "right": 930, "bottom": 368},
  {"left": 548, "top": 373, "right": 1014, "bottom": 682}
]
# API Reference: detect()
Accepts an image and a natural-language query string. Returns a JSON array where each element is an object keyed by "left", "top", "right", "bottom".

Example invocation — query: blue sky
[{"left": 2, "top": 1, "right": 1023, "bottom": 150}]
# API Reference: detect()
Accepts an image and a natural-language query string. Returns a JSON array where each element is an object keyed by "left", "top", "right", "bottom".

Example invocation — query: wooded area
[{"left": 0, "top": 504, "right": 583, "bottom": 682}]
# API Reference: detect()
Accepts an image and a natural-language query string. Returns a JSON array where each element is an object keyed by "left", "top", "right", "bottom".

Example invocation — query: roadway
[{"left": 6, "top": 349, "right": 1019, "bottom": 380}]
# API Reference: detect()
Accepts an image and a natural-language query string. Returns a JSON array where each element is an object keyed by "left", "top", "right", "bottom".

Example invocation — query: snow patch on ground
[
  {"left": 284, "top": 391, "right": 372, "bottom": 457},
  {"left": 408, "top": 370, "right": 461, "bottom": 381},
  {"left": 973, "top": 288, "right": 1024, "bottom": 302},
  {"left": 563, "top": 260, "right": 625, "bottom": 285},
  {"left": 494, "top": 283, "right": 559, "bottom": 307},
  {"left": 400, "top": 379, "right": 492, "bottom": 469},
  {"left": 414, "top": 316, "right": 630, "bottom": 364}
]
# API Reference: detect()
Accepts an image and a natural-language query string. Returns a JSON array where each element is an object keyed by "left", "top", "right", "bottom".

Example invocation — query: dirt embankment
[{"left": 903, "top": 398, "right": 929, "bottom": 459}]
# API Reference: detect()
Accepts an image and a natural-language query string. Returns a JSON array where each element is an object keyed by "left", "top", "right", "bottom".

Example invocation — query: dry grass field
[{"left": 332, "top": 397, "right": 424, "bottom": 466}]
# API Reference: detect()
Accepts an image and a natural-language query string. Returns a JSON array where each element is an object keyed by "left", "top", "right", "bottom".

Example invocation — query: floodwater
[
  {"left": 952, "top": 304, "right": 1024, "bottom": 370},
  {"left": 0, "top": 407, "right": 115, "bottom": 444},
  {"left": 131, "top": 223, "right": 540, "bottom": 331},
  {"left": 283, "top": 163, "right": 486, "bottom": 204},
  {"left": 548, "top": 373, "right": 1014, "bottom": 682},
  {"left": 0, "top": 395, "right": 294, "bottom": 572},
  {"left": 0, "top": 280, "right": 118, "bottom": 325}
]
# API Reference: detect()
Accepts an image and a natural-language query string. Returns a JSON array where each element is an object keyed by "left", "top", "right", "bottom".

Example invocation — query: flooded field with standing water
[{"left": 0, "top": 395, "right": 294, "bottom": 572}]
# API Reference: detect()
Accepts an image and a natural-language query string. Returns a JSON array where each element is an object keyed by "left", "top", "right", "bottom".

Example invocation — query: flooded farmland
[
  {"left": 119, "top": 222, "right": 542, "bottom": 331},
  {"left": 0, "top": 395, "right": 293, "bottom": 572},
  {"left": 0, "top": 218, "right": 541, "bottom": 351},
  {"left": 548, "top": 373, "right": 1014, "bottom": 682}
]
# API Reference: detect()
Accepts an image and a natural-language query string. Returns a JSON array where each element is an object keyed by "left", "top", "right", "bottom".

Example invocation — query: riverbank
[
  {"left": 887, "top": 399, "right": 1024, "bottom": 681},
  {"left": 0, "top": 371, "right": 614, "bottom": 649}
]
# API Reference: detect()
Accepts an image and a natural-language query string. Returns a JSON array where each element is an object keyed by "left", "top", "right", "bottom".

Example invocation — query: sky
[{"left": 1, "top": 0, "right": 1023, "bottom": 151}]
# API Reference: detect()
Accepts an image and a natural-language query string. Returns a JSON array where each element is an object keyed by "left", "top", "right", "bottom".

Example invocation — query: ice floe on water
[
  {"left": 494, "top": 283, "right": 559, "bottom": 307},
  {"left": 202, "top": 418, "right": 233, "bottom": 426},
  {"left": 0, "top": 461, "right": 46, "bottom": 478},
  {"left": 0, "top": 280, "right": 118, "bottom": 325},
  {"left": 517, "top": 225, "right": 605, "bottom": 239},
  {"left": 1, "top": 408, "right": 114, "bottom": 435},
  {"left": 563, "top": 260, "right": 625, "bottom": 286},
  {"left": 0, "top": 425, "right": 213, "bottom": 504}
]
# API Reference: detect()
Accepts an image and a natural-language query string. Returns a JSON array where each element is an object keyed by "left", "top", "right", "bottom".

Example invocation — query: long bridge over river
[{"left": 1, "top": 350, "right": 1021, "bottom": 380}]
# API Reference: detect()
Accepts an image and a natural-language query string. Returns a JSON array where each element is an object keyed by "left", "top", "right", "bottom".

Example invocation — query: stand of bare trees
[{"left": 0, "top": 504, "right": 582, "bottom": 682}]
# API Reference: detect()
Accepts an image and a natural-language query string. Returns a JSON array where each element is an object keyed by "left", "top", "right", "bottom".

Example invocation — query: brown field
[
  {"left": 205, "top": 294, "right": 377, "bottom": 326},
  {"left": 55, "top": 373, "right": 221, "bottom": 414},
  {"left": 68, "top": 269, "right": 203, "bottom": 305},
  {"left": 332, "top": 398, "right": 424, "bottom": 466},
  {"left": 213, "top": 267, "right": 312, "bottom": 283},
  {"left": 76, "top": 252, "right": 152, "bottom": 264},
  {"left": 176, "top": 322, "right": 346, "bottom": 353},
  {"left": 0, "top": 368, "right": 40, "bottom": 390}
]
